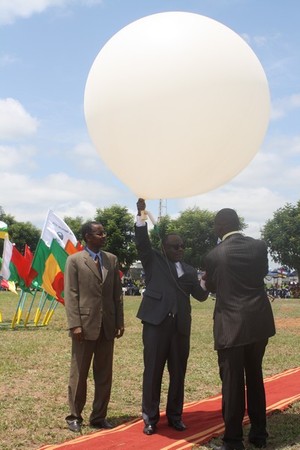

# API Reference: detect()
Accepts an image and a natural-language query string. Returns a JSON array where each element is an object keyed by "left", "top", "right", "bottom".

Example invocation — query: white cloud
[
  {"left": 0, "top": 144, "right": 37, "bottom": 170},
  {"left": 180, "top": 185, "right": 285, "bottom": 238},
  {"left": 0, "top": 53, "right": 18, "bottom": 66},
  {"left": 271, "top": 93, "right": 300, "bottom": 120},
  {"left": 285, "top": 165, "right": 300, "bottom": 185},
  {"left": 176, "top": 135, "right": 299, "bottom": 239},
  {"left": 230, "top": 151, "right": 282, "bottom": 189},
  {"left": 0, "top": 0, "right": 103, "bottom": 25},
  {"left": 69, "top": 142, "right": 103, "bottom": 172},
  {"left": 265, "top": 134, "right": 300, "bottom": 156},
  {"left": 0, "top": 170, "right": 123, "bottom": 227},
  {"left": 0, "top": 98, "right": 39, "bottom": 140},
  {"left": 0, "top": 0, "right": 64, "bottom": 24},
  {"left": 241, "top": 32, "right": 281, "bottom": 49}
]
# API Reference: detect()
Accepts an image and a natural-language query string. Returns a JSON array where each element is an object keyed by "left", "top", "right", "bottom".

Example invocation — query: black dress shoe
[
  {"left": 143, "top": 424, "right": 156, "bottom": 435},
  {"left": 248, "top": 438, "right": 266, "bottom": 448},
  {"left": 66, "top": 418, "right": 82, "bottom": 432},
  {"left": 168, "top": 419, "right": 187, "bottom": 431},
  {"left": 90, "top": 418, "right": 114, "bottom": 429}
]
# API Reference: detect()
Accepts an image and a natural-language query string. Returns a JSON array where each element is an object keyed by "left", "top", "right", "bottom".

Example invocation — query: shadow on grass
[
  {"left": 266, "top": 410, "right": 300, "bottom": 449},
  {"left": 0, "top": 321, "right": 46, "bottom": 330},
  {"left": 75, "top": 415, "right": 141, "bottom": 436},
  {"left": 181, "top": 409, "right": 300, "bottom": 449},
  {"left": 111, "top": 414, "right": 141, "bottom": 425}
]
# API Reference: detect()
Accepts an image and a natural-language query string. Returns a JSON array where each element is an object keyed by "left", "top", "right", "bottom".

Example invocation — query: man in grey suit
[
  {"left": 135, "top": 198, "right": 208, "bottom": 436},
  {"left": 64, "top": 221, "right": 124, "bottom": 433},
  {"left": 203, "top": 208, "right": 276, "bottom": 450}
]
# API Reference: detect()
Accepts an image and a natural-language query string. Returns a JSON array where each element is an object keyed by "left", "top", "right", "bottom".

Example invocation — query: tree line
[{"left": 1, "top": 201, "right": 300, "bottom": 275}]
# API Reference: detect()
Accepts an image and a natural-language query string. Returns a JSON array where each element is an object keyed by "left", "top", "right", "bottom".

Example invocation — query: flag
[
  {"left": 0, "top": 237, "right": 13, "bottom": 280},
  {"left": 41, "top": 210, "right": 77, "bottom": 248},
  {"left": 0, "top": 237, "right": 36, "bottom": 290},
  {"left": 41, "top": 239, "right": 68, "bottom": 303},
  {"left": 0, "top": 278, "right": 9, "bottom": 290},
  {"left": 23, "top": 245, "right": 37, "bottom": 286},
  {"left": 30, "top": 239, "right": 51, "bottom": 287},
  {"left": 65, "top": 239, "right": 84, "bottom": 255},
  {"left": 0, "top": 220, "right": 8, "bottom": 239},
  {"left": 26, "top": 212, "right": 77, "bottom": 304},
  {"left": 7, "top": 281, "right": 18, "bottom": 294},
  {"left": 24, "top": 244, "right": 34, "bottom": 264},
  {"left": 11, "top": 246, "right": 32, "bottom": 284}
]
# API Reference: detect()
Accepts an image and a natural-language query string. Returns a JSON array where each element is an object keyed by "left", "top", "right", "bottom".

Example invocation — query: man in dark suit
[
  {"left": 135, "top": 198, "right": 208, "bottom": 435},
  {"left": 203, "top": 208, "right": 276, "bottom": 450},
  {"left": 64, "top": 221, "right": 124, "bottom": 433}
]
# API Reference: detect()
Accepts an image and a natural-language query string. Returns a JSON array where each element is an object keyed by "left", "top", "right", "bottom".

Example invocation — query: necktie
[{"left": 94, "top": 254, "right": 102, "bottom": 280}]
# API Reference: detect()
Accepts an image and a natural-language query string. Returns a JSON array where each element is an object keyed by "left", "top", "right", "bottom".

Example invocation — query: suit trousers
[
  {"left": 67, "top": 327, "right": 114, "bottom": 423},
  {"left": 142, "top": 314, "right": 190, "bottom": 425},
  {"left": 217, "top": 339, "right": 268, "bottom": 447}
]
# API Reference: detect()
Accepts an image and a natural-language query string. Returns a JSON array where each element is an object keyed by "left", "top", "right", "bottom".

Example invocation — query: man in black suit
[
  {"left": 135, "top": 198, "right": 208, "bottom": 435},
  {"left": 203, "top": 208, "right": 276, "bottom": 450}
]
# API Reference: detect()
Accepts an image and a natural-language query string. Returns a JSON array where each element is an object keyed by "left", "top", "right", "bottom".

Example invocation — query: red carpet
[{"left": 40, "top": 367, "right": 300, "bottom": 450}]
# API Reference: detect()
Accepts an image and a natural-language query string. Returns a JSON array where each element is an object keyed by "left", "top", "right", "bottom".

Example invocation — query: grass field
[{"left": 0, "top": 292, "right": 299, "bottom": 450}]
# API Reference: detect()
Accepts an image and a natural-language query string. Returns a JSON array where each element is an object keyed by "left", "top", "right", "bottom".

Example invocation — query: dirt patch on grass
[{"left": 275, "top": 318, "right": 300, "bottom": 333}]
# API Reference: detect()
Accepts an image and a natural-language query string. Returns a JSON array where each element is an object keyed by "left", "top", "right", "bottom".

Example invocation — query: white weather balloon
[{"left": 84, "top": 12, "right": 270, "bottom": 199}]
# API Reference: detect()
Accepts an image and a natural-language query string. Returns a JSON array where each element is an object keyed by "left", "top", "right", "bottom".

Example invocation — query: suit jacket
[
  {"left": 135, "top": 224, "right": 208, "bottom": 336},
  {"left": 204, "top": 233, "right": 275, "bottom": 350},
  {"left": 64, "top": 249, "right": 124, "bottom": 341}
]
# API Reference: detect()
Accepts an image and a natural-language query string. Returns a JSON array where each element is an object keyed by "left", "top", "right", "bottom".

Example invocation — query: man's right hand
[
  {"left": 71, "top": 326, "right": 84, "bottom": 342},
  {"left": 137, "top": 198, "right": 146, "bottom": 216}
]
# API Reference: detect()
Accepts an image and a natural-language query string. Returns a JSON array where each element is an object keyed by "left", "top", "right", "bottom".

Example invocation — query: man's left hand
[{"left": 115, "top": 327, "right": 125, "bottom": 339}]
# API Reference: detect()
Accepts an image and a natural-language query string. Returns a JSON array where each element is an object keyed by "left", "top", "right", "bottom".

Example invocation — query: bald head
[{"left": 214, "top": 208, "right": 240, "bottom": 239}]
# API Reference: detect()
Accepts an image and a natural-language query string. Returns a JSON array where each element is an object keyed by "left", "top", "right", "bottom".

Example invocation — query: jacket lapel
[
  {"left": 101, "top": 251, "right": 108, "bottom": 283},
  {"left": 84, "top": 252, "right": 102, "bottom": 281}
]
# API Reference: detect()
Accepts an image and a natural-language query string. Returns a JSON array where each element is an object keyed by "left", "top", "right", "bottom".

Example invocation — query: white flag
[
  {"left": 0, "top": 220, "right": 8, "bottom": 239},
  {"left": 41, "top": 210, "right": 77, "bottom": 248},
  {"left": 0, "top": 220, "right": 7, "bottom": 231},
  {"left": 0, "top": 237, "right": 13, "bottom": 280}
]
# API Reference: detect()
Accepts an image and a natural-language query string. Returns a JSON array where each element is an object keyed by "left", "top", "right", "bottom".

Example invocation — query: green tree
[
  {"left": 94, "top": 205, "right": 137, "bottom": 272},
  {"left": 0, "top": 212, "right": 16, "bottom": 228},
  {"left": 0, "top": 206, "right": 5, "bottom": 220},
  {"left": 262, "top": 201, "right": 300, "bottom": 275},
  {"left": 0, "top": 208, "right": 40, "bottom": 253},
  {"left": 64, "top": 216, "right": 86, "bottom": 242},
  {"left": 173, "top": 207, "right": 216, "bottom": 268},
  {"left": 149, "top": 209, "right": 215, "bottom": 268},
  {"left": 9, "top": 221, "right": 41, "bottom": 253},
  {"left": 150, "top": 207, "right": 247, "bottom": 269},
  {"left": 149, "top": 215, "right": 174, "bottom": 249}
]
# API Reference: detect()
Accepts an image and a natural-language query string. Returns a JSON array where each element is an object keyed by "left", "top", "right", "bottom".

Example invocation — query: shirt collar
[
  {"left": 85, "top": 247, "right": 101, "bottom": 260},
  {"left": 222, "top": 230, "right": 241, "bottom": 241}
]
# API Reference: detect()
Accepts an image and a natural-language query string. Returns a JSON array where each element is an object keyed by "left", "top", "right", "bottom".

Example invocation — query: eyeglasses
[
  {"left": 168, "top": 243, "right": 185, "bottom": 250},
  {"left": 90, "top": 231, "right": 107, "bottom": 237}
]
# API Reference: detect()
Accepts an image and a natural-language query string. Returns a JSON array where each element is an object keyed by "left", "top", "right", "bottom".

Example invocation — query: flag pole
[
  {"left": 16, "top": 291, "right": 28, "bottom": 324},
  {"left": 11, "top": 290, "right": 25, "bottom": 329},
  {"left": 34, "top": 290, "right": 48, "bottom": 325},
  {"left": 40, "top": 210, "right": 50, "bottom": 240},
  {"left": 24, "top": 288, "right": 39, "bottom": 326},
  {"left": 44, "top": 300, "right": 59, "bottom": 325},
  {"left": 41, "top": 296, "right": 55, "bottom": 325}
]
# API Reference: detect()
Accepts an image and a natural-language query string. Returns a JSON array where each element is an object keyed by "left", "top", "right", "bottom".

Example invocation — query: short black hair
[{"left": 214, "top": 208, "right": 240, "bottom": 230}]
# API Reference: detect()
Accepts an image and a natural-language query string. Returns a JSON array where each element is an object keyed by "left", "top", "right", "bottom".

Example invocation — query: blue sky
[{"left": 1, "top": 0, "right": 299, "bottom": 239}]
